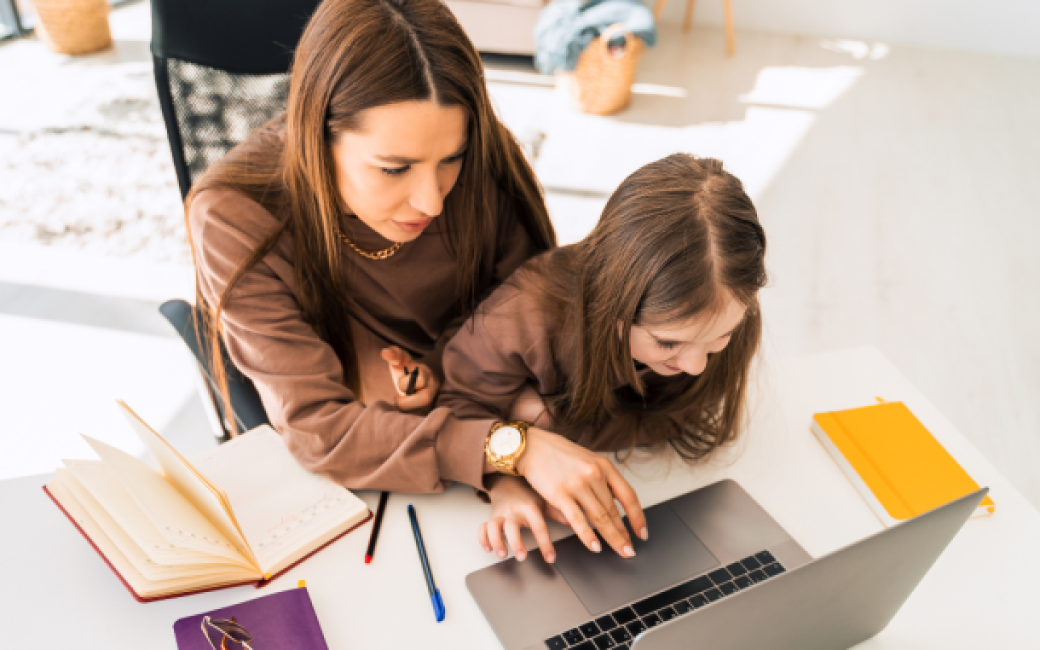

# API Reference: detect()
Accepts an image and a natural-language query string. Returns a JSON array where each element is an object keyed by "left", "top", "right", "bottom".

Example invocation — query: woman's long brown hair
[
  {"left": 531, "top": 154, "right": 766, "bottom": 460},
  {"left": 185, "top": 0, "right": 555, "bottom": 426}
]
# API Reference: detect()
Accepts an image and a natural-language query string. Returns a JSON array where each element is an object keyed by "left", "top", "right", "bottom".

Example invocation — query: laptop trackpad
[{"left": 553, "top": 503, "right": 719, "bottom": 616}]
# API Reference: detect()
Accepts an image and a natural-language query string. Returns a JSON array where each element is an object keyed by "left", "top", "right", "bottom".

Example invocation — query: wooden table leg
[
  {"left": 722, "top": 0, "right": 735, "bottom": 55},
  {"left": 683, "top": 0, "right": 696, "bottom": 32},
  {"left": 653, "top": 0, "right": 667, "bottom": 19}
]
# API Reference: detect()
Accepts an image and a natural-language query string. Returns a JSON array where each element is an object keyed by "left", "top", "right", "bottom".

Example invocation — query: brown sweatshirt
[
  {"left": 439, "top": 247, "right": 692, "bottom": 452},
  {"left": 190, "top": 180, "right": 537, "bottom": 494}
]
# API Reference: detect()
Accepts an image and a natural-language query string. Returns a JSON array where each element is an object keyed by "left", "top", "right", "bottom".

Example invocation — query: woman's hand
[
  {"left": 479, "top": 475, "right": 565, "bottom": 563},
  {"left": 381, "top": 346, "right": 441, "bottom": 411},
  {"left": 517, "top": 427, "right": 647, "bottom": 558}
]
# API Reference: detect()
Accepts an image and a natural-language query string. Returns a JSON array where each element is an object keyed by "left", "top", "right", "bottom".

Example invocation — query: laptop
[{"left": 467, "top": 479, "right": 987, "bottom": 650}]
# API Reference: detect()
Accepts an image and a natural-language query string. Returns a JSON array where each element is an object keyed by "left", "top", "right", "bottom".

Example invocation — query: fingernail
[
  {"left": 624, "top": 545, "right": 635, "bottom": 557},
  {"left": 640, "top": 527, "right": 648, "bottom": 540},
  {"left": 517, "top": 551, "right": 526, "bottom": 561},
  {"left": 546, "top": 553, "right": 556, "bottom": 563},
  {"left": 483, "top": 546, "right": 492, "bottom": 553},
  {"left": 591, "top": 541, "right": 602, "bottom": 553},
  {"left": 498, "top": 549, "right": 507, "bottom": 558}
]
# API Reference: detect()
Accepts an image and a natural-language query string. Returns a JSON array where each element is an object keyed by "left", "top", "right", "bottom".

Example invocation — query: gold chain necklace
[{"left": 339, "top": 232, "right": 403, "bottom": 260}]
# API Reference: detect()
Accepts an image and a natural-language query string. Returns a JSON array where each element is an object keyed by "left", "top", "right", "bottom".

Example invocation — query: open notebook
[{"left": 44, "top": 401, "right": 371, "bottom": 602}]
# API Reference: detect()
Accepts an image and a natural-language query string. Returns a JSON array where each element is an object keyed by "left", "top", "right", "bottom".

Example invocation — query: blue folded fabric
[{"left": 535, "top": 0, "right": 657, "bottom": 75}]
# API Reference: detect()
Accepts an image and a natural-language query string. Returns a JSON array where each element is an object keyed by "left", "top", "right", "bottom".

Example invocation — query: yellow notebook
[{"left": 812, "top": 401, "right": 994, "bottom": 527}]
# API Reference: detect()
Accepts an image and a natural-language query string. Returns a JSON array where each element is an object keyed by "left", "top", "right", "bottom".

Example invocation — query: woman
[
  {"left": 188, "top": 0, "right": 555, "bottom": 493},
  {"left": 438, "top": 154, "right": 768, "bottom": 562}
]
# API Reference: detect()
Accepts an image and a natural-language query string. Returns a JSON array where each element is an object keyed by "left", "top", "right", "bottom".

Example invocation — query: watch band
[{"left": 485, "top": 421, "right": 531, "bottom": 476}]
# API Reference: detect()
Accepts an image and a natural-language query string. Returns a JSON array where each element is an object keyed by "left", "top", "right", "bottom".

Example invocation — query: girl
[
  {"left": 188, "top": 0, "right": 557, "bottom": 493},
  {"left": 438, "top": 154, "right": 768, "bottom": 562}
]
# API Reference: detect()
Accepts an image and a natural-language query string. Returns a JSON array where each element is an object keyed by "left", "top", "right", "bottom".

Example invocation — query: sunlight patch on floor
[{"left": 487, "top": 61, "right": 865, "bottom": 243}]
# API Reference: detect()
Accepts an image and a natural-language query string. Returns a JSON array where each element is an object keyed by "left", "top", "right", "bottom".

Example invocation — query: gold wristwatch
[{"left": 484, "top": 421, "right": 531, "bottom": 476}]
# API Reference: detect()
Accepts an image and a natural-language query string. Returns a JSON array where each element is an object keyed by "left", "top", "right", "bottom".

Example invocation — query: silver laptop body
[{"left": 466, "top": 478, "right": 987, "bottom": 650}]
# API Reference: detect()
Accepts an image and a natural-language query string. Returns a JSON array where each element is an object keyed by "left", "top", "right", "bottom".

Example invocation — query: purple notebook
[{"left": 173, "top": 587, "right": 329, "bottom": 649}]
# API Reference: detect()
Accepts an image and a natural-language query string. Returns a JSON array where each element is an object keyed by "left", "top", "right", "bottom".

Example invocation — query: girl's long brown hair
[
  {"left": 532, "top": 154, "right": 766, "bottom": 460},
  {"left": 186, "top": 0, "right": 555, "bottom": 426}
]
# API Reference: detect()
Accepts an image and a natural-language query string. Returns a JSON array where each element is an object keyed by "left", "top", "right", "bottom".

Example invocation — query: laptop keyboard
[{"left": 543, "top": 550, "right": 786, "bottom": 650}]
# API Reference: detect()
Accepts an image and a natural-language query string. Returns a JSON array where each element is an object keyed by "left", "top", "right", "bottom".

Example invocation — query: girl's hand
[
  {"left": 479, "top": 475, "right": 559, "bottom": 563},
  {"left": 381, "top": 346, "right": 441, "bottom": 411},
  {"left": 517, "top": 427, "right": 647, "bottom": 559}
]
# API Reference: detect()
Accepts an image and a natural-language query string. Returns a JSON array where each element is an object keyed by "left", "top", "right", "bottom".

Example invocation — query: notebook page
[
  {"left": 47, "top": 477, "right": 258, "bottom": 600},
  {"left": 192, "top": 426, "right": 369, "bottom": 572},
  {"left": 116, "top": 401, "right": 254, "bottom": 564},
  {"left": 62, "top": 460, "right": 254, "bottom": 569},
  {"left": 83, "top": 435, "right": 248, "bottom": 564},
  {"left": 56, "top": 469, "right": 257, "bottom": 582}
]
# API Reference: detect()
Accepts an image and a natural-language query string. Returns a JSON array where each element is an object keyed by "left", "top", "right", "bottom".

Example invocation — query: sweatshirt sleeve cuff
[{"left": 435, "top": 415, "right": 496, "bottom": 490}]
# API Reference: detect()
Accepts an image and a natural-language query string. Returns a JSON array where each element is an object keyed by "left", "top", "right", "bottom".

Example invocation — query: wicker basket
[
  {"left": 32, "top": 0, "right": 112, "bottom": 56},
  {"left": 558, "top": 24, "right": 644, "bottom": 116}
]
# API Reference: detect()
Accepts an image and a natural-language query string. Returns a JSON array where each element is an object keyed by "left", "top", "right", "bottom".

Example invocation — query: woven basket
[
  {"left": 558, "top": 24, "right": 644, "bottom": 116},
  {"left": 32, "top": 0, "right": 112, "bottom": 56}
]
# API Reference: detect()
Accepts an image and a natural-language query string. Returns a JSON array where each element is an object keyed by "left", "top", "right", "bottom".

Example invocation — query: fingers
[
  {"left": 555, "top": 498, "right": 602, "bottom": 554},
  {"left": 396, "top": 384, "right": 437, "bottom": 412},
  {"left": 607, "top": 468, "right": 648, "bottom": 541},
  {"left": 394, "top": 365, "right": 440, "bottom": 411},
  {"left": 380, "top": 346, "right": 413, "bottom": 368},
  {"left": 546, "top": 504, "right": 569, "bottom": 526},
  {"left": 478, "top": 522, "right": 491, "bottom": 553},
  {"left": 382, "top": 347, "right": 413, "bottom": 397},
  {"left": 396, "top": 368, "right": 427, "bottom": 394},
  {"left": 518, "top": 428, "right": 641, "bottom": 557},
  {"left": 527, "top": 508, "right": 556, "bottom": 563},
  {"left": 504, "top": 519, "right": 527, "bottom": 561},
  {"left": 575, "top": 486, "right": 634, "bottom": 558},
  {"left": 486, "top": 517, "right": 508, "bottom": 559},
  {"left": 587, "top": 466, "right": 633, "bottom": 549}
]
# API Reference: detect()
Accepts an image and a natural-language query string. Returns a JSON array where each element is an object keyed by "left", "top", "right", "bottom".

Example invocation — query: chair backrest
[
  {"left": 160, "top": 299, "right": 271, "bottom": 438},
  {"left": 150, "top": 0, "right": 322, "bottom": 198},
  {"left": 152, "top": 0, "right": 321, "bottom": 438}
]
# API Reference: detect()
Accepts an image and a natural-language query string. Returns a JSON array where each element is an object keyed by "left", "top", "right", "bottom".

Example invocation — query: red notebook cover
[{"left": 44, "top": 485, "right": 372, "bottom": 603}]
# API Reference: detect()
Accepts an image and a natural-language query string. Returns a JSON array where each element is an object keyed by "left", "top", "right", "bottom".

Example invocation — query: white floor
[{"left": 2, "top": 5, "right": 1038, "bottom": 510}]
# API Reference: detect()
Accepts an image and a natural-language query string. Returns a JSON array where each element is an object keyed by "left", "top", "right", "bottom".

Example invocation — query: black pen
[
  {"left": 365, "top": 366, "right": 419, "bottom": 564},
  {"left": 404, "top": 366, "right": 419, "bottom": 395},
  {"left": 364, "top": 491, "right": 389, "bottom": 564},
  {"left": 408, "top": 504, "right": 445, "bottom": 622}
]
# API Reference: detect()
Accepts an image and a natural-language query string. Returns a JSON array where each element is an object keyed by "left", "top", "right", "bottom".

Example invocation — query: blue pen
[{"left": 407, "top": 504, "right": 445, "bottom": 622}]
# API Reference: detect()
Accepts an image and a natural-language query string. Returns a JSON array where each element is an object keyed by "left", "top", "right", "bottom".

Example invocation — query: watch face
[{"left": 489, "top": 426, "right": 522, "bottom": 457}]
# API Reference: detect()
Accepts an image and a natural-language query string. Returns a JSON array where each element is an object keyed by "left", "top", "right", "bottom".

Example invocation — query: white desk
[{"left": 2, "top": 348, "right": 1038, "bottom": 648}]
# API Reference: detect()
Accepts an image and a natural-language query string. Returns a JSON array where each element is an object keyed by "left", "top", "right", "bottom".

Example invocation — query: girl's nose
[{"left": 677, "top": 350, "right": 708, "bottom": 376}]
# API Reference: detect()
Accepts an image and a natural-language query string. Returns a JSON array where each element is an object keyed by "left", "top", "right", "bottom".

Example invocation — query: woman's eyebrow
[
  {"left": 376, "top": 154, "right": 420, "bottom": 164},
  {"left": 375, "top": 142, "right": 469, "bottom": 165}
]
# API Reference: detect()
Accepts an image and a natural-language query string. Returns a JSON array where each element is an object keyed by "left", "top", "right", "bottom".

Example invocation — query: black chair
[{"left": 151, "top": 0, "right": 322, "bottom": 438}]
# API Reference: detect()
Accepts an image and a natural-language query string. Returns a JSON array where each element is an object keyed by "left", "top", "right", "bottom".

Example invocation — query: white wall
[{"left": 656, "top": 0, "right": 1040, "bottom": 59}]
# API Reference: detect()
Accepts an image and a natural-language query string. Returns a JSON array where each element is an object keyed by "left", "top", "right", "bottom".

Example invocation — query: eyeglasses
[{"left": 201, "top": 615, "right": 254, "bottom": 650}]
